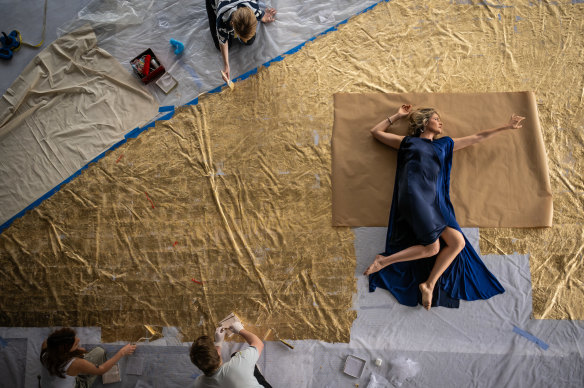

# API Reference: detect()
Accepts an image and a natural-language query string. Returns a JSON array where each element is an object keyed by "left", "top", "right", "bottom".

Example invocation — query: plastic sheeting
[
  {"left": 0, "top": 27, "right": 159, "bottom": 228},
  {"left": 56, "top": 0, "right": 381, "bottom": 107}
]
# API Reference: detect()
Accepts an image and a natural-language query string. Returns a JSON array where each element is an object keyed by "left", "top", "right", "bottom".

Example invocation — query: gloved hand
[
  {"left": 229, "top": 321, "right": 244, "bottom": 334},
  {"left": 214, "top": 327, "right": 225, "bottom": 347}
]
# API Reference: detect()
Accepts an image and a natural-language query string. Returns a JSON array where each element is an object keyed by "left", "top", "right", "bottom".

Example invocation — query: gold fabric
[
  {"left": 1, "top": 0, "right": 584, "bottom": 341},
  {"left": 332, "top": 92, "right": 553, "bottom": 228}
]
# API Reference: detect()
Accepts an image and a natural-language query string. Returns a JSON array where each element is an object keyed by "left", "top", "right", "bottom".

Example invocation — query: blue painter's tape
[
  {"left": 159, "top": 106, "right": 175, "bottom": 112},
  {"left": 186, "top": 0, "right": 393, "bottom": 106},
  {"left": 0, "top": 336, "right": 8, "bottom": 348},
  {"left": 157, "top": 111, "right": 175, "bottom": 122},
  {"left": 513, "top": 326, "right": 549, "bottom": 350},
  {"left": 1, "top": 0, "right": 394, "bottom": 234}
]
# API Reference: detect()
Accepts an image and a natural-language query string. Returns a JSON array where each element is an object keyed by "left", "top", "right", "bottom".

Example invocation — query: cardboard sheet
[
  {"left": 0, "top": 26, "right": 158, "bottom": 227},
  {"left": 332, "top": 92, "right": 553, "bottom": 228}
]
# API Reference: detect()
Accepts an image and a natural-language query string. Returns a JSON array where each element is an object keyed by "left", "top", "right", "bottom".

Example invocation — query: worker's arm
[
  {"left": 230, "top": 323, "right": 264, "bottom": 356},
  {"left": 67, "top": 344, "right": 135, "bottom": 376},
  {"left": 220, "top": 42, "right": 230, "bottom": 81}
]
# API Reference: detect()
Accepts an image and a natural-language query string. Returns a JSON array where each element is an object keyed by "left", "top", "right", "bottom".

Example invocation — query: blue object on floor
[
  {"left": 1, "top": 30, "right": 21, "bottom": 50},
  {"left": 0, "top": 47, "right": 13, "bottom": 59},
  {"left": 170, "top": 38, "right": 184, "bottom": 55}
]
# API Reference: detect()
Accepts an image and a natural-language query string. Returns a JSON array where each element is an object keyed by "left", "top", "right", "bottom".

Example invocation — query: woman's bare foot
[
  {"left": 363, "top": 254, "right": 386, "bottom": 276},
  {"left": 419, "top": 282, "right": 434, "bottom": 310}
]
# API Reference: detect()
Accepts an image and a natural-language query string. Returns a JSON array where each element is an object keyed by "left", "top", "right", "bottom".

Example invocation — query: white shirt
[
  {"left": 193, "top": 346, "right": 263, "bottom": 388},
  {"left": 51, "top": 358, "right": 76, "bottom": 388}
]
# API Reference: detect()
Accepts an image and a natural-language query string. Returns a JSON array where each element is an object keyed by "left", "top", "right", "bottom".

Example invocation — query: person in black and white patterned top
[{"left": 205, "top": 0, "right": 276, "bottom": 83}]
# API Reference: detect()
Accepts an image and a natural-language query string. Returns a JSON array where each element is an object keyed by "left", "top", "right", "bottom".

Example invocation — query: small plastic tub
[{"left": 343, "top": 355, "right": 366, "bottom": 378}]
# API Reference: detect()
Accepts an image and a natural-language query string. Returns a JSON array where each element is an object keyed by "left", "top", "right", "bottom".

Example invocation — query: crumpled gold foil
[{"left": 1, "top": 0, "right": 583, "bottom": 341}]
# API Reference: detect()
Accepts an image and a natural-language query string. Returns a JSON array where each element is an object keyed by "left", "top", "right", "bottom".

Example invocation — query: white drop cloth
[{"left": 0, "top": 27, "right": 158, "bottom": 226}]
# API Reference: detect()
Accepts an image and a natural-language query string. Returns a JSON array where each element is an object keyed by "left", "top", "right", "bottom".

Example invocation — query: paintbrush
[{"left": 220, "top": 71, "right": 234, "bottom": 90}]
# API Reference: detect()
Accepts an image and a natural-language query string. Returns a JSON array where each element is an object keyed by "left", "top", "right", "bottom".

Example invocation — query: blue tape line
[
  {"left": 513, "top": 326, "right": 549, "bottom": 350},
  {"left": 186, "top": 0, "right": 393, "bottom": 105},
  {"left": 0, "top": 0, "right": 392, "bottom": 234},
  {"left": 159, "top": 105, "right": 175, "bottom": 112},
  {"left": 0, "top": 336, "right": 8, "bottom": 348}
]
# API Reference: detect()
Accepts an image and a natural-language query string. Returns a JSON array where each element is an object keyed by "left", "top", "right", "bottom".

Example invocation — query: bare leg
[
  {"left": 363, "top": 240, "right": 440, "bottom": 276},
  {"left": 419, "top": 227, "right": 465, "bottom": 310}
]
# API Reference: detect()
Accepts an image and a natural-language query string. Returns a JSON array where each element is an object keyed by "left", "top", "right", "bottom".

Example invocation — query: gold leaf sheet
[{"left": 2, "top": 0, "right": 584, "bottom": 341}]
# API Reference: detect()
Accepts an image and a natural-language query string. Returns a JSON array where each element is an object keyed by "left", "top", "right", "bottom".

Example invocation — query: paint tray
[
  {"left": 155, "top": 72, "right": 177, "bottom": 94},
  {"left": 343, "top": 355, "right": 366, "bottom": 378}
]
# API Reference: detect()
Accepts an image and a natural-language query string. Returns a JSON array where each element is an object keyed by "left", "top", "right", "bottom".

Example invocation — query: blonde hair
[
  {"left": 232, "top": 7, "right": 257, "bottom": 42},
  {"left": 408, "top": 108, "right": 439, "bottom": 137}
]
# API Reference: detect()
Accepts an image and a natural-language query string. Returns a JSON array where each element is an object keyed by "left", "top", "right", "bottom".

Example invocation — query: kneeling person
[{"left": 190, "top": 321, "right": 271, "bottom": 388}]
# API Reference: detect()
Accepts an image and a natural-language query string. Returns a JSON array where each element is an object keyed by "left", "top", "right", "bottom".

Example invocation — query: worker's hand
[
  {"left": 221, "top": 66, "right": 230, "bottom": 82},
  {"left": 229, "top": 321, "right": 244, "bottom": 334},
  {"left": 214, "top": 327, "right": 225, "bottom": 347},
  {"left": 261, "top": 8, "right": 277, "bottom": 23},
  {"left": 120, "top": 344, "right": 136, "bottom": 356}
]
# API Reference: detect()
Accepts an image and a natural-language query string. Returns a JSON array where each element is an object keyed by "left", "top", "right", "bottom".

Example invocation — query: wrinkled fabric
[
  {"left": 369, "top": 137, "right": 505, "bottom": 307},
  {"left": 0, "top": 26, "right": 158, "bottom": 227}
]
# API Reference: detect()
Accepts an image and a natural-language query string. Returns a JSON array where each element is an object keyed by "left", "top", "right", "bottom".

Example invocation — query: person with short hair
[
  {"left": 40, "top": 327, "right": 136, "bottom": 388},
  {"left": 205, "top": 0, "right": 277, "bottom": 83},
  {"left": 190, "top": 321, "right": 272, "bottom": 388}
]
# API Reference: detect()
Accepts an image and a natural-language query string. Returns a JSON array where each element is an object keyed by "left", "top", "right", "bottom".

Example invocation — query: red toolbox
[{"left": 131, "top": 48, "right": 165, "bottom": 84}]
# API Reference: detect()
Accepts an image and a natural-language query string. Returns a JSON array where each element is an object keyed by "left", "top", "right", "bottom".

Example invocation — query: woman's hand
[
  {"left": 507, "top": 113, "right": 525, "bottom": 129},
  {"left": 261, "top": 8, "right": 277, "bottom": 23},
  {"left": 397, "top": 104, "right": 412, "bottom": 119},
  {"left": 221, "top": 65, "right": 230, "bottom": 82},
  {"left": 119, "top": 343, "right": 136, "bottom": 357}
]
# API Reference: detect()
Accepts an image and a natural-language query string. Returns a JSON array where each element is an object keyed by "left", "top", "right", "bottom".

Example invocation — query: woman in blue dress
[{"left": 364, "top": 104, "right": 525, "bottom": 310}]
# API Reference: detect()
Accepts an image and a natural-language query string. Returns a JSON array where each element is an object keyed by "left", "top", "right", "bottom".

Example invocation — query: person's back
[
  {"left": 193, "top": 347, "right": 262, "bottom": 388},
  {"left": 190, "top": 324, "right": 271, "bottom": 388}
]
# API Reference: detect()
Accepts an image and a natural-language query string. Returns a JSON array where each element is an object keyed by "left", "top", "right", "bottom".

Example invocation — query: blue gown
[{"left": 368, "top": 136, "right": 505, "bottom": 308}]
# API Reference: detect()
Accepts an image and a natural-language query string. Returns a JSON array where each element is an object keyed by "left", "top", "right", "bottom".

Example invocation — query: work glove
[
  {"left": 214, "top": 327, "right": 225, "bottom": 347},
  {"left": 230, "top": 321, "right": 244, "bottom": 334}
]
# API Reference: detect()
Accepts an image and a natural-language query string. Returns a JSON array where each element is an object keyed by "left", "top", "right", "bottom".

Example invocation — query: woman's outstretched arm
[
  {"left": 370, "top": 104, "right": 412, "bottom": 149},
  {"left": 453, "top": 114, "right": 525, "bottom": 151}
]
